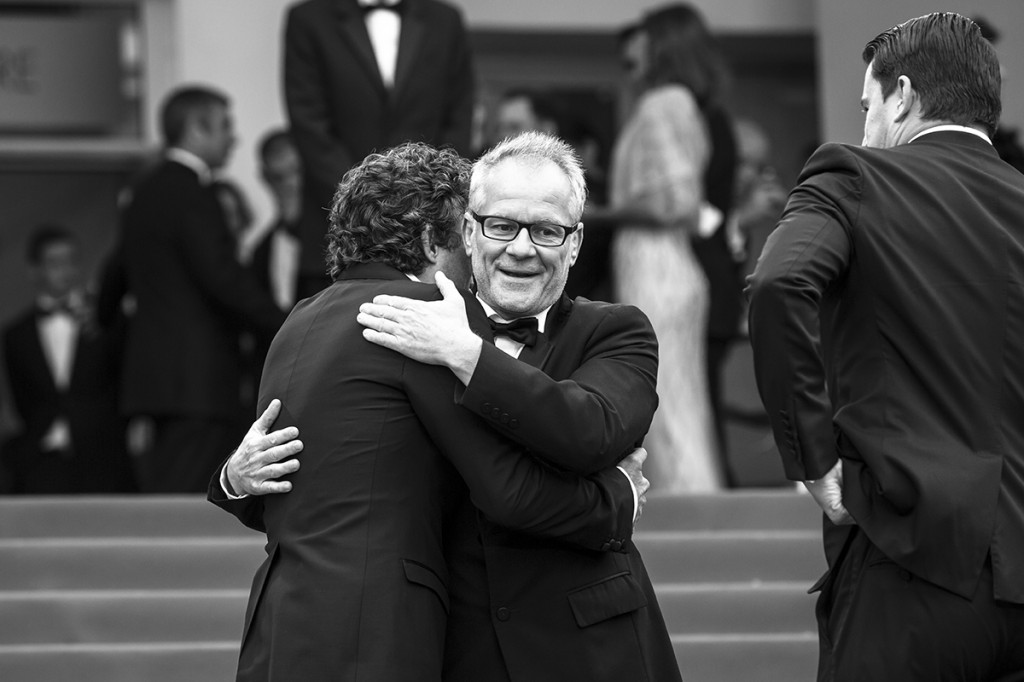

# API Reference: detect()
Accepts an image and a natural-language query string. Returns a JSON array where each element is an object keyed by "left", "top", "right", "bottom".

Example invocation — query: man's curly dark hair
[{"left": 326, "top": 143, "right": 471, "bottom": 279}]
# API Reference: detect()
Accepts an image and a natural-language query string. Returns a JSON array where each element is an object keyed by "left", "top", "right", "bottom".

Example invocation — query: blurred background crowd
[{"left": 0, "top": 0, "right": 1022, "bottom": 495}]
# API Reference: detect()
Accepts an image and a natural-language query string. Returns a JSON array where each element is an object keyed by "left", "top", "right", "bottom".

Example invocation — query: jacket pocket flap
[
  {"left": 567, "top": 572, "right": 647, "bottom": 628},
  {"left": 402, "top": 559, "right": 450, "bottom": 614}
]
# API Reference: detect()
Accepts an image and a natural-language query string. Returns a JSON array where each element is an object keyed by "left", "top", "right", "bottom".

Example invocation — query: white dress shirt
[{"left": 357, "top": 0, "right": 401, "bottom": 88}]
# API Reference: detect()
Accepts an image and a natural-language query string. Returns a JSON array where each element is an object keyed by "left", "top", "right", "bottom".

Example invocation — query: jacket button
[
  {"left": 499, "top": 412, "right": 510, "bottom": 424},
  {"left": 491, "top": 407, "right": 501, "bottom": 419},
  {"left": 496, "top": 606, "right": 511, "bottom": 622},
  {"left": 610, "top": 540, "right": 622, "bottom": 551},
  {"left": 482, "top": 402, "right": 492, "bottom": 411},
  {"left": 509, "top": 419, "right": 519, "bottom": 429},
  {"left": 600, "top": 541, "right": 611, "bottom": 551}
]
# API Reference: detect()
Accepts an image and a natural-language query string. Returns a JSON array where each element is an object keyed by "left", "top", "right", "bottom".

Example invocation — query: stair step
[
  {"left": 0, "top": 532, "right": 824, "bottom": 591},
  {"left": 0, "top": 493, "right": 821, "bottom": 538},
  {"left": 640, "top": 491, "right": 820, "bottom": 532},
  {"left": 0, "top": 538, "right": 265, "bottom": 591},
  {"left": 0, "top": 590, "right": 248, "bottom": 645},
  {"left": 0, "top": 583, "right": 817, "bottom": 645},
  {"left": 0, "top": 496, "right": 251, "bottom": 539},
  {"left": 674, "top": 634, "right": 818, "bottom": 682},
  {"left": 0, "top": 636, "right": 820, "bottom": 682},
  {"left": 657, "top": 582, "right": 816, "bottom": 634},
  {"left": 635, "top": 530, "right": 825, "bottom": 583},
  {"left": 0, "top": 642, "right": 239, "bottom": 682}
]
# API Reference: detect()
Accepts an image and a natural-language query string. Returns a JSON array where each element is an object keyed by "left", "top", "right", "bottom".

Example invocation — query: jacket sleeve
[
  {"left": 456, "top": 304, "right": 659, "bottom": 475},
  {"left": 176, "top": 183, "right": 286, "bottom": 339},
  {"left": 745, "top": 143, "right": 856, "bottom": 481},
  {"left": 206, "top": 457, "right": 266, "bottom": 533},
  {"left": 405, "top": 357, "right": 635, "bottom": 552},
  {"left": 435, "top": 6, "right": 474, "bottom": 155}
]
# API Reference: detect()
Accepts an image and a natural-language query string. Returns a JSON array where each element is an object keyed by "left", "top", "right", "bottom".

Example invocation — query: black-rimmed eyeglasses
[{"left": 469, "top": 211, "right": 579, "bottom": 247}]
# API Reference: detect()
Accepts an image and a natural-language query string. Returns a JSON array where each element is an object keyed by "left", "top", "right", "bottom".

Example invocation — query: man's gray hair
[{"left": 471, "top": 131, "right": 588, "bottom": 223}]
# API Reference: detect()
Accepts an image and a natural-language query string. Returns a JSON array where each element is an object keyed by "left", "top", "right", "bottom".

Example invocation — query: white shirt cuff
[
  {"left": 220, "top": 464, "right": 249, "bottom": 500},
  {"left": 615, "top": 465, "right": 640, "bottom": 524}
]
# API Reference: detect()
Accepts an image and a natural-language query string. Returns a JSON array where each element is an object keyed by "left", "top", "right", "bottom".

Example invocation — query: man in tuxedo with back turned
[
  {"left": 283, "top": 0, "right": 475, "bottom": 297},
  {"left": 747, "top": 13, "right": 1024, "bottom": 680}
]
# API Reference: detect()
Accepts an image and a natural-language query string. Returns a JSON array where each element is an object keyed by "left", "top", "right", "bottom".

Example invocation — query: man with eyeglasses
[
  {"left": 223, "top": 132, "right": 681, "bottom": 680},
  {"left": 357, "top": 131, "right": 680, "bottom": 680}
]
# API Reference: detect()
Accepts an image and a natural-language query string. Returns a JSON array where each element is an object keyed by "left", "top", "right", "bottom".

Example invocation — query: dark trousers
[
  {"left": 816, "top": 527, "right": 1024, "bottom": 681},
  {"left": 139, "top": 417, "right": 237, "bottom": 493}
]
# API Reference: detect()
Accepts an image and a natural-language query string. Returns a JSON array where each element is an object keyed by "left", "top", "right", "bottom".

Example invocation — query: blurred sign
[{"left": 0, "top": 16, "right": 122, "bottom": 133}]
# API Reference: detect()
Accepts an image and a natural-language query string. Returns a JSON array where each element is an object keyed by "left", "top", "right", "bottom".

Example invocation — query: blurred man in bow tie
[
  {"left": 282, "top": 0, "right": 475, "bottom": 299},
  {"left": 2, "top": 225, "right": 136, "bottom": 494}
]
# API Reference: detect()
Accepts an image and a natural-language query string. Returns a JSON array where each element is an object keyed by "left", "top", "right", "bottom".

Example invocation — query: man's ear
[
  {"left": 567, "top": 223, "right": 584, "bottom": 267},
  {"left": 461, "top": 214, "right": 475, "bottom": 256},
  {"left": 894, "top": 75, "right": 916, "bottom": 123},
  {"left": 421, "top": 228, "right": 440, "bottom": 265}
]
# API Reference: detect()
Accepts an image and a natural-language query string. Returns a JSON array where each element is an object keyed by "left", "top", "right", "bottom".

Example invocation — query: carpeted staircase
[{"left": 0, "top": 492, "right": 824, "bottom": 681}]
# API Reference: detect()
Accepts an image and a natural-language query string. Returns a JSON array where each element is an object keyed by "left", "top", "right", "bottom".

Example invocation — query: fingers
[
  {"left": 632, "top": 447, "right": 647, "bottom": 465},
  {"left": 362, "top": 327, "right": 401, "bottom": 350},
  {"left": 257, "top": 479, "right": 293, "bottom": 494},
  {"left": 258, "top": 433, "right": 302, "bottom": 464},
  {"left": 254, "top": 399, "right": 282, "bottom": 433},
  {"left": 368, "top": 295, "right": 418, "bottom": 311}
]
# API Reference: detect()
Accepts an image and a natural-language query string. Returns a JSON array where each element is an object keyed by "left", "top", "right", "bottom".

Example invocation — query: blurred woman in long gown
[{"left": 609, "top": 4, "right": 724, "bottom": 492}]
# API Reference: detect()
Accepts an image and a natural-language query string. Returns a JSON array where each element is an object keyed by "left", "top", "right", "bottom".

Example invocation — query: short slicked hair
[
  {"left": 863, "top": 12, "right": 1001, "bottom": 136},
  {"left": 27, "top": 224, "right": 76, "bottom": 265},
  {"left": 160, "top": 85, "right": 230, "bottom": 147}
]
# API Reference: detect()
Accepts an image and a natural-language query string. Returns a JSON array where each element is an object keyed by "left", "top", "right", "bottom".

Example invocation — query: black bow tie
[
  {"left": 489, "top": 317, "right": 540, "bottom": 347},
  {"left": 37, "top": 298, "right": 74, "bottom": 316},
  {"left": 360, "top": 0, "right": 403, "bottom": 12}
]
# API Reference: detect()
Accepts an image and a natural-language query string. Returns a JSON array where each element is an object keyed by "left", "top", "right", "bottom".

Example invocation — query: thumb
[{"left": 434, "top": 271, "right": 459, "bottom": 300}]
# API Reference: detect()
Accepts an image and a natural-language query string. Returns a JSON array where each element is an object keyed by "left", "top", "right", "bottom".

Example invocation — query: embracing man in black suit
[
  {"left": 747, "top": 12, "right": 1024, "bottom": 681},
  {"left": 215, "top": 133, "right": 681, "bottom": 681}
]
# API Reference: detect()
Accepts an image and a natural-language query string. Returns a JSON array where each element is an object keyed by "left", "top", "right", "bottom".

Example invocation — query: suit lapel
[
  {"left": 516, "top": 294, "right": 573, "bottom": 369},
  {"left": 24, "top": 316, "right": 60, "bottom": 395},
  {"left": 334, "top": 0, "right": 388, "bottom": 96},
  {"left": 392, "top": 0, "right": 425, "bottom": 99}
]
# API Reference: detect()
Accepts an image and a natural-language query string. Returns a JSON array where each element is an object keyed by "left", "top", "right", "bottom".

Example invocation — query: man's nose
[{"left": 506, "top": 227, "right": 537, "bottom": 256}]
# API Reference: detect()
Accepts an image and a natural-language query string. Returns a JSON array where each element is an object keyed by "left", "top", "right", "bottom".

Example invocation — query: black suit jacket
[
  {"left": 209, "top": 264, "right": 635, "bottom": 681},
  {"left": 116, "top": 159, "right": 286, "bottom": 418},
  {"left": 284, "top": 0, "right": 474, "bottom": 277},
  {"left": 747, "top": 131, "right": 1024, "bottom": 603},
  {"left": 442, "top": 294, "right": 681, "bottom": 682},
  {"left": 2, "top": 306, "right": 134, "bottom": 493}
]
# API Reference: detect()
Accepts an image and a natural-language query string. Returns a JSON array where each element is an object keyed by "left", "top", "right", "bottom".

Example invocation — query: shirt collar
[
  {"left": 404, "top": 274, "right": 552, "bottom": 331},
  {"left": 909, "top": 125, "right": 992, "bottom": 145},
  {"left": 475, "top": 295, "right": 551, "bottom": 333},
  {"left": 166, "top": 147, "right": 213, "bottom": 184}
]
